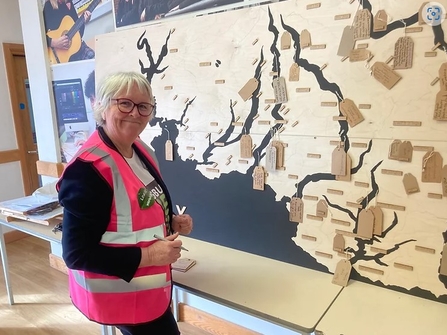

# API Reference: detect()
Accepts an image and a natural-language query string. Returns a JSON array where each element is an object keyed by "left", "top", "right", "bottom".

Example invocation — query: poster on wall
[
  {"left": 51, "top": 60, "right": 96, "bottom": 163},
  {"left": 42, "top": 0, "right": 112, "bottom": 65},
  {"left": 113, "top": 0, "right": 244, "bottom": 28}
]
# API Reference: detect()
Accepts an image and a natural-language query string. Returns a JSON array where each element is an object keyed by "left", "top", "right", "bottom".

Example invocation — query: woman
[{"left": 57, "top": 71, "right": 193, "bottom": 334}]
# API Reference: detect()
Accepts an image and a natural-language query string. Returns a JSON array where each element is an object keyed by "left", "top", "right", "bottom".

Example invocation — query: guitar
[{"left": 46, "top": 0, "right": 101, "bottom": 64}]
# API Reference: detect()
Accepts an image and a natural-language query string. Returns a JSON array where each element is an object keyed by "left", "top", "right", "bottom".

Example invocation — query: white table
[
  {"left": 315, "top": 280, "right": 447, "bottom": 335},
  {"left": 0, "top": 216, "right": 116, "bottom": 335},
  {"left": 172, "top": 236, "right": 343, "bottom": 334}
]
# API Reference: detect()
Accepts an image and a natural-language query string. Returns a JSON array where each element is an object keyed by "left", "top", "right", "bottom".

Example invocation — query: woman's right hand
[
  {"left": 51, "top": 35, "right": 70, "bottom": 50},
  {"left": 140, "top": 233, "right": 182, "bottom": 267}
]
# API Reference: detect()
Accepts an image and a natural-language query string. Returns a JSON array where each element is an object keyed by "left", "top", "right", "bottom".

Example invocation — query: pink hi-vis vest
[{"left": 60, "top": 131, "right": 171, "bottom": 325}]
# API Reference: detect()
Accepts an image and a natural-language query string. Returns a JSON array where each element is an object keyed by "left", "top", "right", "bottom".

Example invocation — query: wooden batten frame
[
  {"left": 36, "top": 160, "right": 66, "bottom": 178},
  {"left": 178, "top": 303, "right": 261, "bottom": 335}
]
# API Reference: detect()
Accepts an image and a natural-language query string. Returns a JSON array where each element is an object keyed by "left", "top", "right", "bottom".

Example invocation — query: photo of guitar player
[{"left": 43, "top": 0, "right": 100, "bottom": 64}]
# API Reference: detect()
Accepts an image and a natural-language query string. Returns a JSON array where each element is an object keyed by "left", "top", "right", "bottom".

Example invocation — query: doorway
[{"left": 2, "top": 43, "right": 40, "bottom": 195}]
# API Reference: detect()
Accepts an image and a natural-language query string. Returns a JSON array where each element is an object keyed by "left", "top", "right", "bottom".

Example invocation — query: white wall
[{"left": 0, "top": 0, "right": 27, "bottom": 233}]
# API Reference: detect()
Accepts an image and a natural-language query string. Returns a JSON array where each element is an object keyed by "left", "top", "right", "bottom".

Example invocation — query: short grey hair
[{"left": 93, "top": 71, "right": 154, "bottom": 126}]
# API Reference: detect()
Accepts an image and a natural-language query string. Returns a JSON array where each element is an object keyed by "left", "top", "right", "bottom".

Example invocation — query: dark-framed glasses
[{"left": 112, "top": 98, "right": 155, "bottom": 117}]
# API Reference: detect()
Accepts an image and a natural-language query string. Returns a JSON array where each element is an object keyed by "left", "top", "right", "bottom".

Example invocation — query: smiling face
[{"left": 102, "top": 84, "right": 153, "bottom": 153}]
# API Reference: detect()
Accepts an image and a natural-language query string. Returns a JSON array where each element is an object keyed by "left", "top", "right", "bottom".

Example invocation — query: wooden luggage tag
[
  {"left": 300, "top": 29, "right": 311, "bottom": 48},
  {"left": 394, "top": 36, "right": 414, "bottom": 70},
  {"left": 281, "top": 31, "right": 291, "bottom": 50},
  {"left": 442, "top": 165, "right": 447, "bottom": 197},
  {"left": 339, "top": 98, "right": 364, "bottom": 127},
  {"left": 273, "top": 77, "right": 288, "bottom": 104},
  {"left": 238, "top": 78, "right": 259, "bottom": 101},
  {"left": 353, "top": 9, "right": 371, "bottom": 40},
  {"left": 316, "top": 199, "right": 328, "bottom": 217},
  {"left": 253, "top": 164, "right": 265, "bottom": 191},
  {"left": 332, "top": 258, "right": 352, "bottom": 287},
  {"left": 336, "top": 154, "right": 352, "bottom": 181},
  {"left": 434, "top": 91, "right": 447, "bottom": 121},
  {"left": 332, "top": 144, "right": 347, "bottom": 176},
  {"left": 337, "top": 26, "right": 355, "bottom": 57},
  {"left": 422, "top": 151, "right": 443, "bottom": 183},
  {"left": 370, "top": 206, "right": 383, "bottom": 235},
  {"left": 373, "top": 9, "right": 388, "bottom": 32},
  {"left": 402, "top": 173, "right": 420, "bottom": 195},
  {"left": 240, "top": 131, "right": 253, "bottom": 158},
  {"left": 290, "top": 196, "right": 304, "bottom": 223},
  {"left": 439, "top": 63, "right": 447, "bottom": 91},
  {"left": 357, "top": 208, "right": 375, "bottom": 239},
  {"left": 333, "top": 233, "right": 345, "bottom": 252}
]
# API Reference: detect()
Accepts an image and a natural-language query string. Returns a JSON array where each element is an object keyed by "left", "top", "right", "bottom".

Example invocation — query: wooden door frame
[{"left": 3, "top": 43, "right": 34, "bottom": 195}]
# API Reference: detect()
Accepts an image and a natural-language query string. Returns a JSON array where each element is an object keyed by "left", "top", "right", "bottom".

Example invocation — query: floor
[{"left": 0, "top": 236, "right": 211, "bottom": 335}]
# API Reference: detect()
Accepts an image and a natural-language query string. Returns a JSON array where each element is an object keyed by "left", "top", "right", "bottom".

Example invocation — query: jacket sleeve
[{"left": 58, "top": 159, "right": 141, "bottom": 282}]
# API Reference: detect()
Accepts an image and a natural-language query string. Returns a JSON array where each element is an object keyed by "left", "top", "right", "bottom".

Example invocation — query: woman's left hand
[
  {"left": 84, "top": 10, "right": 91, "bottom": 23},
  {"left": 172, "top": 214, "right": 193, "bottom": 235}
]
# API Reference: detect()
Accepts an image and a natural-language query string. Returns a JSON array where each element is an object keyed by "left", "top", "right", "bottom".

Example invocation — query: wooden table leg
[{"left": 0, "top": 224, "right": 14, "bottom": 305}]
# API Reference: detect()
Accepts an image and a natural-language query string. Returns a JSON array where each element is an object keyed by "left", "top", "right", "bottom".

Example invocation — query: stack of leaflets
[
  {"left": 0, "top": 195, "right": 63, "bottom": 226},
  {"left": 172, "top": 258, "right": 196, "bottom": 272}
]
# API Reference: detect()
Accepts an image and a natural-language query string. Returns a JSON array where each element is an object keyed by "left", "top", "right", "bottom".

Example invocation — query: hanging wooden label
[
  {"left": 337, "top": 26, "right": 355, "bottom": 57},
  {"left": 240, "top": 134, "right": 253, "bottom": 158},
  {"left": 393, "top": 36, "right": 414, "bottom": 70},
  {"left": 272, "top": 77, "right": 288, "bottom": 104},
  {"left": 373, "top": 9, "right": 388, "bottom": 32},
  {"left": 289, "top": 63, "right": 300, "bottom": 81},
  {"left": 439, "top": 63, "right": 447, "bottom": 91},
  {"left": 370, "top": 206, "right": 383, "bottom": 235},
  {"left": 165, "top": 140, "right": 173, "bottom": 161},
  {"left": 238, "top": 78, "right": 259, "bottom": 101},
  {"left": 336, "top": 154, "right": 352, "bottom": 181},
  {"left": 300, "top": 29, "right": 311, "bottom": 48},
  {"left": 332, "top": 259, "right": 352, "bottom": 287},
  {"left": 339, "top": 99, "right": 364, "bottom": 127},
  {"left": 281, "top": 31, "right": 291, "bottom": 50},
  {"left": 253, "top": 166, "right": 265, "bottom": 191},
  {"left": 353, "top": 9, "right": 371, "bottom": 40},
  {"left": 357, "top": 209, "right": 375, "bottom": 239},
  {"left": 402, "top": 173, "right": 420, "bottom": 195},
  {"left": 434, "top": 91, "right": 447, "bottom": 121},
  {"left": 272, "top": 140, "right": 285, "bottom": 169},
  {"left": 422, "top": 151, "right": 443, "bottom": 183},
  {"left": 333, "top": 234, "right": 345, "bottom": 252},
  {"left": 316, "top": 199, "right": 328, "bottom": 217},
  {"left": 442, "top": 165, "right": 447, "bottom": 197},
  {"left": 441, "top": 244, "right": 447, "bottom": 276},
  {"left": 349, "top": 49, "right": 371, "bottom": 62},
  {"left": 388, "top": 140, "right": 413, "bottom": 162},
  {"left": 372, "top": 62, "right": 402, "bottom": 90},
  {"left": 265, "top": 145, "right": 277, "bottom": 172},
  {"left": 289, "top": 197, "right": 304, "bottom": 223},
  {"left": 332, "top": 146, "right": 347, "bottom": 175}
]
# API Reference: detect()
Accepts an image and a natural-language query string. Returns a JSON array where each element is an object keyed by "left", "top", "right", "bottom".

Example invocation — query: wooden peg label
[
  {"left": 165, "top": 140, "right": 173, "bottom": 161},
  {"left": 370, "top": 206, "right": 383, "bottom": 235},
  {"left": 434, "top": 91, "right": 447, "bottom": 121},
  {"left": 353, "top": 9, "right": 371, "bottom": 40},
  {"left": 281, "top": 31, "right": 291, "bottom": 50},
  {"left": 357, "top": 209, "right": 375, "bottom": 239},
  {"left": 439, "top": 63, "right": 447, "bottom": 91},
  {"left": 337, "top": 26, "right": 355, "bottom": 57},
  {"left": 272, "top": 140, "right": 285, "bottom": 169},
  {"left": 422, "top": 151, "right": 443, "bottom": 183},
  {"left": 339, "top": 99, "right": 364, "bottom": 127},
  {"left": 240, "top": 134, "right": 253, "bottom": 158},
  {"left": 394, "top": 36, "right": 414, "bottom": 69},
  {"left": 373, "top": 9, "right": 388, "bottom": 32},
  {"left": 442, "top": 165, "right": 447, "bottom": 196},
  {"left": 441, "top": 244, "right": 447, "bottom": 276},
  {"left": 372, "top": 62, "right": 402, "bottom": 90},
  {"left": 253, "top": 166, "right": 265, "bottom": 191},
  {"left": 265, "top": 145, "right": 277, "bottom": 172},
  {"left": 238, "top": 78, "right": 259, "bottom": 101},
  {"left": 300, "top": 29, "right": 311, "bottom": 48},
  {"left": 332, "top": 259, "right": 352, "bottom": 287},
  {"left": 333, "top": 234, "right": 345, "bottom": 252},
  {"left": 332, "top": 147, "right": 347, "bottom": 175},
  {"left": 272, "top": 77, "right": 288, "bottom": 104},
  {"left": 403, "top": 173, "right": 420, "bottom": 195},
  {"left": 349, "top": 48, "right": 370, "bottom": 62},
  {"left": 289, "top": 63, "right": 300, "bottom": 81},
  {"left": 316, "top": 199, "right": 328, "bottom": 217},
  {"left": 289, "top": 197, "right": 304, "bottom": 223},
  {"left": 336, "top": 154, "right": 352, "bottom": 181}
]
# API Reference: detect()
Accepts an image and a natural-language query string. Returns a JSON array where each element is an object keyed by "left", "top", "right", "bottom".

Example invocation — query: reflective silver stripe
[
  {"left": 100, "top": 223, "right": 164, "bottom": 245},
  {"left": 86, "top": 147, "right": 132, "bottom": 233},
  {"left": 136, "top": 139, "right": 159, "bottom": 169},
  {"left": 72, "top": 270, "right": 170, "bottom": 293}
]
